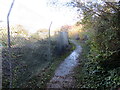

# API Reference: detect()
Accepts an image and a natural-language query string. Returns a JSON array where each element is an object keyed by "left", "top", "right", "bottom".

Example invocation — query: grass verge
[
  {"left": 73, "top": 40, "right": 90, "bottom": 88},
  {"left": 21, "top": 42, "right": 75, "bottom": 88}
]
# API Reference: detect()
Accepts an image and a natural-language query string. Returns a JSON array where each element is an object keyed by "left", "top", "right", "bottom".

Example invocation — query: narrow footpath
[{"left": 47, "top": 40, "right": 82, "bottom": 88}]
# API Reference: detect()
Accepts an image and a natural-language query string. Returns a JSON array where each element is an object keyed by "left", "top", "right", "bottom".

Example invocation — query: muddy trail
[{"left": 47, "top": 40, "right": 82, "bottom": 88}]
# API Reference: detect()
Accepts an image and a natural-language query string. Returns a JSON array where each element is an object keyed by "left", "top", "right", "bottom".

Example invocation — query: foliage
[
  {"left": 73, "top": 1, "right": 120, "bottom": 89},
  {"left": 21, "top": 42, "right": 75, "bottom": 88},
  {"left": 0, "top": 25, "right": 29, "bottom": 47},
  {"left": 2, "top": 39, "right": 50, "bottom": 88},
  {"left": 2, "top": 24, "right": 74, "bottom": 88}
]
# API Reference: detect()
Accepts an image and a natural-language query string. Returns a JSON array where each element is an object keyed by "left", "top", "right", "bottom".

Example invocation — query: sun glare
[{"left": 0, "top": 0, "right": 78, "bottom": 34}]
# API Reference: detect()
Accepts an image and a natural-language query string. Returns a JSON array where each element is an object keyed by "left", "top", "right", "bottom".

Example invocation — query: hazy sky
[{"left": 0, "top": 0, "right": 78, "bottom": 33}]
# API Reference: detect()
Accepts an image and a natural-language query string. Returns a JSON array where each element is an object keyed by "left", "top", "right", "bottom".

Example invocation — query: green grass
[
  {"left": 73, "top": 40, "right": 90, "bottom": 88},
  {"left": 2, "top": 38, "right": 76, "bottom": 88},
  {"left": 21, "top": 42, "right": 75, "bottom": 88},
  {"left": 74, "top": 40, "right": 120, "bottom": 89}
]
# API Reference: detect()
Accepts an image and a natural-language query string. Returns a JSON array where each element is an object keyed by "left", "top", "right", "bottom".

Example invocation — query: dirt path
[{"left": 47, "top": 40, "right": 82, "bottom": 88}]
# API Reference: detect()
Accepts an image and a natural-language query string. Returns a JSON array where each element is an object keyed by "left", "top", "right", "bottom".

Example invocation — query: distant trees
[
  {"left": 30, "top": 29, "right": 48, "bottom": 40},
  {"left": 0, "top": 27, "right": 8, "bottom": 46},
  {"left": 0, "top": 25, "right": 29, "bottom": 47},
  {"left": 13, "top": 25, "right": 28, "bottom": 37}
]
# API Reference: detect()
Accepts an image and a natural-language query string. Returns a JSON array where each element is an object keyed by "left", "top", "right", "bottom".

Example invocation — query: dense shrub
[{"left": 74, "top": 2, "right": 120, "bottom": 89}]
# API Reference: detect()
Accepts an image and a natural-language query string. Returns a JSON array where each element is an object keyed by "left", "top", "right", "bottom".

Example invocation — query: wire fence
[
  {"left": 0, "top": 0, "right": 70, "bottom": 88},
  {"left": 1, "top": 24, "right": 49, "bottom": 87},
  {"left": 0, "top": 20, "right": 70, "bottom": 88},
  {"left": 0, "top": 39, "right": 2, "bottom": 89}
]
